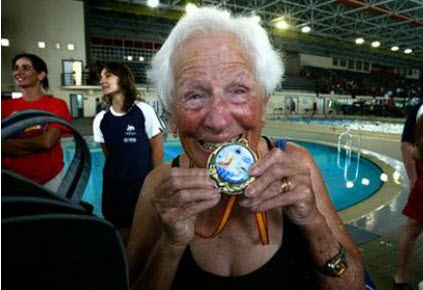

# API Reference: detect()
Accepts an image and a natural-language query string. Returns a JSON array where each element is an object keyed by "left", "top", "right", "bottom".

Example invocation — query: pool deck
[{"left": 72, "top": 116, "right": 422, "bottom": 289}]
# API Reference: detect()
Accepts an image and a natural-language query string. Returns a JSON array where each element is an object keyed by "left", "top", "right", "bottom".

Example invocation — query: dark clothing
[
  {"left": 402, "top": 102, "right": 422, "bottom": 143},
  {"left": 100, "top": 106, "right": 152, "bottom": 228},
  {"left": 170, "top": 138, "right": 319, "bottom": 290},
  {"left": 171, "top": 216, "right": 318, "bottom": 290},
  {"left": 96, "top": 103, "right": 103, "bottom": 114}
]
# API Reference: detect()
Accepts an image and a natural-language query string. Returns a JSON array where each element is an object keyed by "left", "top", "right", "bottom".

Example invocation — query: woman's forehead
[
  {"left": 173, "top": 32, "right": 254, "bottom": 76},
  {"left": 101, "top": 68, "right": 113, "bottom": 75},
  {"left": 15, "top": 57, "right": 33, "bottom": 66}
]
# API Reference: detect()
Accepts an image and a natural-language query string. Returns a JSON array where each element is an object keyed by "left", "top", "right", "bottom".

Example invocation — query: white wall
[
  {"left": 300, "top": 53, "right": 372, "bottom": 73},
  {"left": 300, "top": 54, "right": 334, "bottom": 69},
  {"left": 1, "top": 0, "right": 86, "bottom": 110}
]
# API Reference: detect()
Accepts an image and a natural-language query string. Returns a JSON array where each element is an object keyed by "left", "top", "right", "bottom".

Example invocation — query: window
[
  {"left": 1, "top": 38, "right": 10, "bottom": 47},
  {"left": 348, "top": 60, "right": 354, "bottom": 69},
  {"left": 38, "top": 41, "right": 46, "bottom": 49},
  {"left": 67, "top": 43, "right": 75, "bottom": 51},
  {"left": 364, "top": 62, "right": 369, "bottom": 71},
  {"left": 356, "top": 61, "right": 362, "bottom": 70},
  {"left": 340, "top": 59, "right": 347, "bottom": 67},
  {"left": 332, "top": 58, "right": 339, "bottom": 66}
]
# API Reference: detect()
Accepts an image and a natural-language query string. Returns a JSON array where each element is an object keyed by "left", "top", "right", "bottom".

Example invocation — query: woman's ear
[
  {"left": 169, "top": 114, "right": 178, "bottom": 137},
  {"left": 261, "top": 96, "right": 270, "bottom": 125},
  {"left": 38, "top": 71, "right": 47, "bottom": 82}
]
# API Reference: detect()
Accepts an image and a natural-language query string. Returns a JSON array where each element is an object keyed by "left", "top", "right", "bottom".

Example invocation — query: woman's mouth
[{"left": 198, "top": 134, "right": 244, "bottom": 151}]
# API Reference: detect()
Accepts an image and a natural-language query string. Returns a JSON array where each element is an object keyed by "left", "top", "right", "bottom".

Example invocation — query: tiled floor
[{"left": 72, "top": 116, "right": 422, "bottom": 289}]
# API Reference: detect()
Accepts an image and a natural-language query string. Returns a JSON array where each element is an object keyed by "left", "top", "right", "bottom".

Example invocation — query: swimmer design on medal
[{"left": 207, "top": 138, "right": 258, "bottom": 195}]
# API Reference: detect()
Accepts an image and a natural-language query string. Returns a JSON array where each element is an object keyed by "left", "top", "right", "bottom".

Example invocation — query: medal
[
  {"left": 207, "top": 138, "right": 258, "bottom": 195},
  {"left": 197, "top": 138, "right": 269, "bottom": 245}
]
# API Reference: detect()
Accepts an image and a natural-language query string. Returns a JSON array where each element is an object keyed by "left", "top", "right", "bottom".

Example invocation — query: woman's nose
[
  {"left": 13, "top": 67, "right": 22, "bottom": 74},
  {"left": 203, "top": 95, "right": 232, "bottom": 133}
]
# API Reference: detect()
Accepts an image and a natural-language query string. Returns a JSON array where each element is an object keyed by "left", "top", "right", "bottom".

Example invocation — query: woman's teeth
[{"left": 201, "top": 136, "right": 242, "bottom": 150}]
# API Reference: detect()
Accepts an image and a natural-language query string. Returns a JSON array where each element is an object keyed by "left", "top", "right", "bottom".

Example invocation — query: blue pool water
[
  {"left": 287, "top": 117, "right": 403, "bottom": 134},
  {"left": 62, "top": 139, "right": 382, "bottom": 217}
]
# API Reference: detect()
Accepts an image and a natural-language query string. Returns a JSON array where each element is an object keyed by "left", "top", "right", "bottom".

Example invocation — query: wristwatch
[{"left": 318, "top": 243, "right": 348, "bottom": 277}]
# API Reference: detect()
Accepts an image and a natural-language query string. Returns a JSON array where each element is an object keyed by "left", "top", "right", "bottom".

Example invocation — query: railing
[
  {"left": 61, "top": 73, "right": 99, "bottom": 86},
  {"left": 61, "top": 69, "right": 149, "bottom": 87}
]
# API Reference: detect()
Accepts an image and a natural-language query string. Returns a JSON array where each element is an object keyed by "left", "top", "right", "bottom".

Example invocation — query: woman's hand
[
  {"left": 239, "top": 145, "right": 321, "bottom": 226},
  {"left": 152, "top": 167, "right": 221, "bottom": 246}
]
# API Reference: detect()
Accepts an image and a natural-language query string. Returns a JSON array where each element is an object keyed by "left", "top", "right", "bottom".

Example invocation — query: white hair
[{"left": 148, "top": 6, "right": 284, "bottom": 112}]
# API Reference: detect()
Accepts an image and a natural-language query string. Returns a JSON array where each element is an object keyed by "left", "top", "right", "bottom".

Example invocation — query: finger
[
  {"left": 159, "top": 195, "right": 221, "bottom": 222},
  {"left": 249, "top": 147, "right": 287, "bottom": 176},
  {"left": 239, "top": 180, "right": 282, "bottom": 207},
  {"left": 154, "top": 188, "right": 220, "bottom": 208},
  {"left": 157, "top": 170, "right": 216, "bottom": 197},
  {"left": 180, "top": 196, "right": 221, "bottom": 216},
  {"left": 245, "top": 164, "right": 308, "bottom": 197},
  {"left": 252, "top": 182, "right": 313, "bottom": 212},
  {"left": 168, "top": 167, "right": 210, "bottom": 178},
  {"left": 241, "top": 175, "right": 309, "bottom": 208}
]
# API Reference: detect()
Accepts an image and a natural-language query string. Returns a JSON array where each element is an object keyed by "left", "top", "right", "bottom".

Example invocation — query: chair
[
  {"left": 1, "top": 110, "right": 129, "bottom": 290},
  {"left": 2, "top": 214, "right": 128, "bottom": 290},
  {"left": 2, "top": 196, "right": 89, "bottom": 218}
]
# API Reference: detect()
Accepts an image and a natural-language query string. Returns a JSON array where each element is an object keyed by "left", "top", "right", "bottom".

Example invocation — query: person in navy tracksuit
[{"left": 93, "top": 62, "right": 164, "bottom": 243}]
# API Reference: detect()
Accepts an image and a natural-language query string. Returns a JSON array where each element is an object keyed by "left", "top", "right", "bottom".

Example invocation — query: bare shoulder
[{"left": 285, "top": 141, "right": 314, "bottom": 164}]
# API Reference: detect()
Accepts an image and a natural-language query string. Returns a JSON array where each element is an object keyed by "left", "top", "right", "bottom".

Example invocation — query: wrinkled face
[
  {"left": 100, "top": 68, "right": 120, "bottom": 96},
  {"left": 171, "top": 32, "right": 268, "bottom": 168},
  {"left": 12, "top": 57, "right": 45, "bottom": 89}
]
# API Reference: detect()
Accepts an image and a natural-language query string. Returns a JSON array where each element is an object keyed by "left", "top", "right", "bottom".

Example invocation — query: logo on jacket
[
  {"left": 124, "top": 124, "right": 137, "bottom": 143},
  {"left": 126, "top": 125, "right": 135, "bottom": 132}
]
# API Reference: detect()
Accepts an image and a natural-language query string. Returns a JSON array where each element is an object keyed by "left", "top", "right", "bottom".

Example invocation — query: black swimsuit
[{"left": 170, "top": 138, "right": 319, "bottom": 290}]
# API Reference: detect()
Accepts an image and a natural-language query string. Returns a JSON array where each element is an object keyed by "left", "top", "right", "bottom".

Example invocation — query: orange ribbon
[{"left": 195, "top": 195, "right": 269, "bottom": 245}]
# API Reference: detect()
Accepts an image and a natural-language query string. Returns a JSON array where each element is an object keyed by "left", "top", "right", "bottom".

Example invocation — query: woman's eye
[
  {"left": 235, "top": 88, "right": 246, "bottom": 94},
  {"left": 188, "top": 94, "right": 203, "bottom": 100},
  {"left": 181, "top": 93, "right": 208, "bottom": 109}
]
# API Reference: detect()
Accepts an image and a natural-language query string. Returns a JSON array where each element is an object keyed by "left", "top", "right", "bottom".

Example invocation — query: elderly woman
[{"left": 127, "top": 7, "right": 364, "bottom": 290}]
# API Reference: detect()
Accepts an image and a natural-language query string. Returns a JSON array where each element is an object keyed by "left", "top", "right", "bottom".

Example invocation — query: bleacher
[{"left": 281, "top": 75, "right": 317, "bottom": 92}]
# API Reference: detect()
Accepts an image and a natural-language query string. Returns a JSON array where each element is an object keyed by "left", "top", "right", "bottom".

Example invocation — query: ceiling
[{"left": 86, "top": 0, "right": 423, "bottom": 67}]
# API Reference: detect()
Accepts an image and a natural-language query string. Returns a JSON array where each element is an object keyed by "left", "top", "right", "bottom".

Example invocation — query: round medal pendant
[{"left": 207, "top": 138, "right": 258, "bottom": 195}]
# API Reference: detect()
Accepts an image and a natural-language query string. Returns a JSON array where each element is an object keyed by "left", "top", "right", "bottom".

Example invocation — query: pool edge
[{"left": 266, "top": 135, "right": 403, "bottom": 224}]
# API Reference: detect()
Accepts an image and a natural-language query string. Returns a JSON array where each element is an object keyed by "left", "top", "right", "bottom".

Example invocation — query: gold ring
[{"left": 280, "top": 177, "right": 291, "bottom": 193}]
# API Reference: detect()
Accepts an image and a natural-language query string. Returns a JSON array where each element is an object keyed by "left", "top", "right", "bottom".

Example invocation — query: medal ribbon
[
  {"left": 195, "top": 195, "right": 269, "bottom": 245},
  {"left": 192, "top": 141, "right": 269, "bottom": 245}
]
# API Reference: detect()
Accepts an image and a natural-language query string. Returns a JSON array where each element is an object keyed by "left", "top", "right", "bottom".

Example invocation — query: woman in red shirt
[{"left": 1, "top": 53, "right": 71, "bottom": 191}]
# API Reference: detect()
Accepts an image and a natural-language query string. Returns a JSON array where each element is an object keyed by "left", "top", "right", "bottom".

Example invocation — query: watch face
[
  {"left": 333, "top": 261, "right": 348, "bottom": 276},
  {"left": 325, "top": 246, "right": 348, "bottom": 277},
  {"left": 207, "top": 140, "right": 257, "bottom": 195}
]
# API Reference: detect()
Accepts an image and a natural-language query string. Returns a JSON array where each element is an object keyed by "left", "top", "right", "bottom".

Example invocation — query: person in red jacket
[{"left": 1, "top": 53, "right": 71, "bottom": 191}]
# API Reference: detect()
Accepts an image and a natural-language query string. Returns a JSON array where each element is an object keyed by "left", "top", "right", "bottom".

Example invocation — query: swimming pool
[
  {"left": 286, "top": 117, "right": 403, "bottom": 134},
  {"left": 62, "top": 139, "right": 383, "bottom": 217}
]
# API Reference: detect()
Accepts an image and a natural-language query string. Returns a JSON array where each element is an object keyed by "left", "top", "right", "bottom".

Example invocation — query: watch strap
[{"left": 317, "top": 243, "right": 348, "bottom": 277}]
